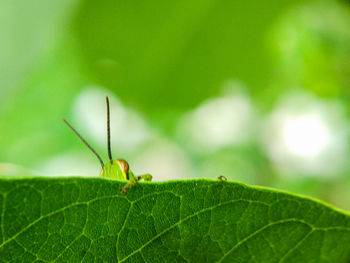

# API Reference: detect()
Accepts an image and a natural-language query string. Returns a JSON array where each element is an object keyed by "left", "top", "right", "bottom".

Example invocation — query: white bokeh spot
[
  {"left": 177, "top": 85, "right": 254, "bottom": 152},
  {"left": 282, "top": 114, "right": 329, "bottom": 158},
  {"left": 262, "top": 93, "right": 348, "bottom": 177}
]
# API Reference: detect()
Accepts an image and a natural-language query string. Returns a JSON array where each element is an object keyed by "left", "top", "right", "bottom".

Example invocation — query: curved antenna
[
  {"left": 62, "top": 118, "right": 104, "bottom": 168},
  {"left": 106, "top": 96, "right": 113, "bottom": 164}
]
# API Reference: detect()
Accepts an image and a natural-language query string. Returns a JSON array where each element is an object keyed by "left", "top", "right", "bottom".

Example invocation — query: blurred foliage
[
  {"left": 0, "top": 0, "right": 350, "bottom": 210},
  {"left": 72, "top": 0, "right": 305, "bottom": 110}
]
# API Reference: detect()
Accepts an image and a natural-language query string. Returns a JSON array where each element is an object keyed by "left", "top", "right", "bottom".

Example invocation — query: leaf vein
[
  {"left": 0, "top": 193, "right": 6, "bottom": 244},
  {"left": 278, "top": 230, "right": 313, "bottom": 262},
  {"left": 216, "top": 219, "right": 313, "bottom": 263},
  {"left": 119, "top": 199, "right": 269, "bottom": 262}
]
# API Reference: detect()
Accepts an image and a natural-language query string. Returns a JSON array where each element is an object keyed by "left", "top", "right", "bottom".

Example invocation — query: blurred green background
[{"left": 1, "top": 0, "right": 350, "bottom": 210}]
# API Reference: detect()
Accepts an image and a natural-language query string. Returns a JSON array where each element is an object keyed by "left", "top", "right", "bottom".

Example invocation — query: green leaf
[{"left": 0, "top": 178, "right": 349, "bottom": 262}]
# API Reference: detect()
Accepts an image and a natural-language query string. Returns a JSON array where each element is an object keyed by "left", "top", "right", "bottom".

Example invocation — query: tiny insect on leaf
[{"left": 218, "top": 175, "right": 227, "bottom": 181}]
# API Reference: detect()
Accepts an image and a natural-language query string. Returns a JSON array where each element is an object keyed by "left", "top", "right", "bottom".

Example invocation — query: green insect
[{"left": 62, "top": 96, "right": 152, "bottom": 194}]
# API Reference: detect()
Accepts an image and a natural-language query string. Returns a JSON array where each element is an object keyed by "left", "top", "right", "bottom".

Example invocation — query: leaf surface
[{"left": 0, "top": 177, "right": 349, "bottom": 262}]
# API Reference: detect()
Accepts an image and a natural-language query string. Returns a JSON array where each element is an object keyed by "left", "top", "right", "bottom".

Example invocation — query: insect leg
[
  {"left": 136, "top": 173, "right": 153, "bottom": 182},
  {"left": 120, "top": 174, "right": 153, "bottom": 194}
]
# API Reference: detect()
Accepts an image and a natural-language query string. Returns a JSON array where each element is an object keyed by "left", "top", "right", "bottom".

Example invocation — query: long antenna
[
  {"left": 106, "top": 96, "right": 113, "bottom": 164},
  {"left": 62, "top": 118, "right": 104, "bottom": 168}
]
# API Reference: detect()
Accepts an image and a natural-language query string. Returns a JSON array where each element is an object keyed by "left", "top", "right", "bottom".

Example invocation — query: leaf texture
[{"left": 0, "top": 177, "right": 349, "bottom": 262}]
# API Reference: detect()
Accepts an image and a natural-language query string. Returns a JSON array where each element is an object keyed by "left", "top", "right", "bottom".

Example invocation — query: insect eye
[{"left": 116, "top": 159, "right": 129, "bottom": 173}]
